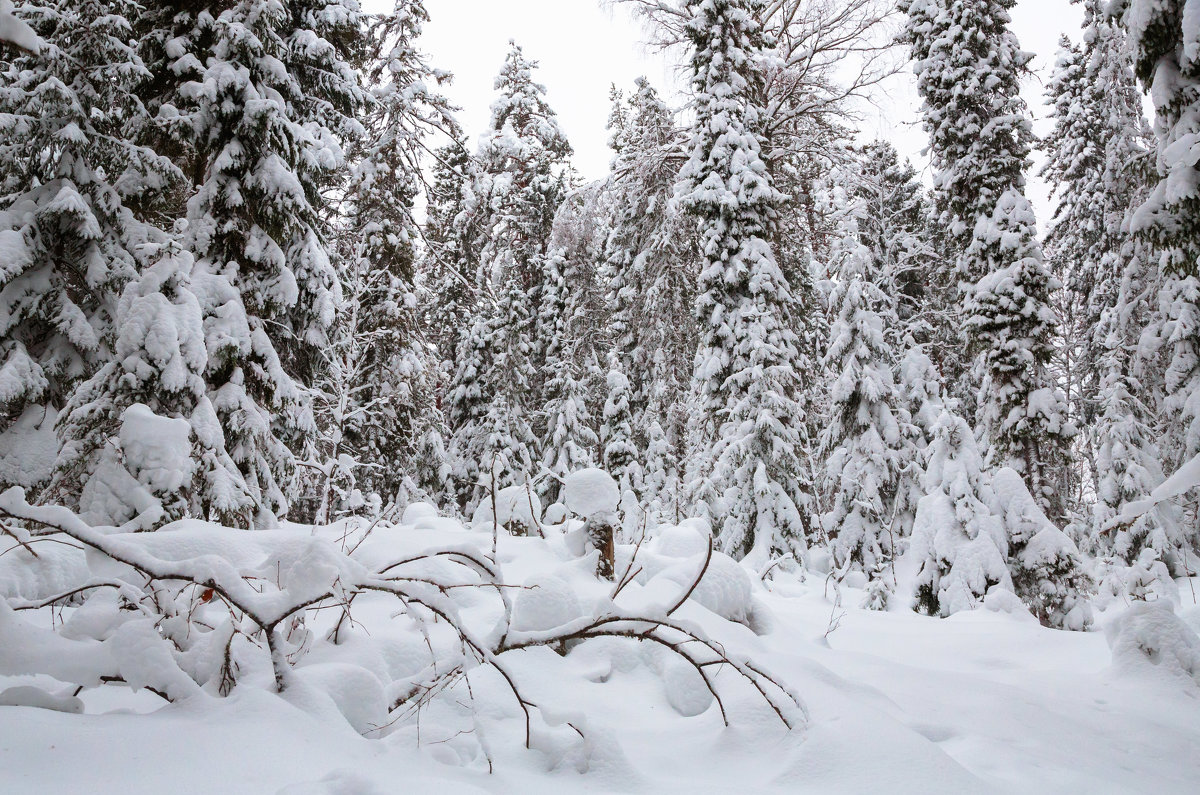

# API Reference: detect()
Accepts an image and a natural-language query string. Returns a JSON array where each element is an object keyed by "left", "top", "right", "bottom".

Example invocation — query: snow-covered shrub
[
  {"left": 1094, "top": 549, "right": 1180, "bottom": 610},
  {"left": 0, "top": 487, "right": 804, "bottom": 749},
  {"left": 910, "top": 411, "right": 1011, "bottom": 617},
  {"left": 993, "top": 468, "right": 1094, "bottom": 630},
  {"left": 472, "top": 484, "right": 542, "bottom": 537},
  {"left": 1106, "top": 601, "right": 1200, "bottom": 688}
]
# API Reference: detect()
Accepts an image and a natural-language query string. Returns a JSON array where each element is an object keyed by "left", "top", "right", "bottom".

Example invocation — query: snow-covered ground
[{"left": 2, "top": 508, "right": 1198, "bottom": 794}]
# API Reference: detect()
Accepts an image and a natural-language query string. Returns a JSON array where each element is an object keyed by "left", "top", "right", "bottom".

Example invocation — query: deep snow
[{"left": 1, "top": 512, "right": 1198, "bottom": 794}]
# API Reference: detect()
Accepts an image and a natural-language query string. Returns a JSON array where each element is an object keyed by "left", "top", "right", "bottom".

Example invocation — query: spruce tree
[
  {"left": 820, "top": 229, "right": 905, "bottom": 588},
  {"left": 601, "top": 353, "right": 640, "bottom": 495},
  {"left": 678, "top": 0, "right": 812, "bottom": 561},
  {"left": 901, "top": 0, "right": 1073, "bottom": 521},
  {"left": 53, "top": 240, "right": 254, "bottom": 525},
  {"left": 603, "top": 78, "right": 695, "bottom": 434},
  {"left": 324, "top": 0, "right": 456, "bottom": 510},
  {"left": 911, "top": 410, "right": 1011, "bottom": 617},
  {"left": 131, "top": 0, "right": 369, "bottom": 522},
  {"left": 847, "top": 141, "right": 946, "bottom": 352},
  {"left": 423, "top": 140, "right": 479, "bottom": 366},
  {"left": 446, "top": 41, "right": 571, "bottom": 511},
  {"left": 539, "top": 251, "right": 598, "bottom": 502},
  {"left": 1043, "top": 3, "right": 1158, "bottom": 516},
  {"left": 0, "top": 0, "right": 173, "bottom": 476}
]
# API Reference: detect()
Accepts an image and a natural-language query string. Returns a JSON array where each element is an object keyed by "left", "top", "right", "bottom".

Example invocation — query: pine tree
[
  {"left": 963, "top": 192, "right": 1074, "bottom": 520},
  {"left": 603, "top": 77, "right": 695, "bottom": 437},
  {"left": 1043, "top": 3, "right": 1157, "bottom": 515},
  {"left": 820, "top": 231, "right": 905, "bottom": 586},
  {"left": 894, "top": 347, "right": 946, "bottom": 539},
  {"left": 0, "top": 0, "right": 173, "bottom": 475},
  {"left": 1115, "top": 0, "right": 1200, "bottom": 500},
  {"left": 901, "top": 0, "right": 1073, "bottom": 521},
  {"left": 678, "top": 0, "right": 812, "bottom": 561},
  {"left": 847, "top": 141, "right": 946, "bottom": 352},
  {"left": 131, "top": 0, "right": 369, "bottom": 522},
  {"left": 423, "top": 140, "right": 479, "bottom": 366}
]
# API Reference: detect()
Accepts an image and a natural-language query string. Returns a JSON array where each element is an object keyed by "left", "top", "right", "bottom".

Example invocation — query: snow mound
[
  {"left": 400, "top": 502, "right": 439, "bottom": 526},
  {"left": 543, "top": 502, "right": 568, "bottom": 524},
  {"left": 511, "top": 573, "right": 584, "bottom": 633},
  {"left": 119, "top": 403, "right": 195, "bottom": 493},
  {"left": 292, "top": 663, "right": 387, "bottom": 735},
  {"left": 655, "top": 551, "right": 753, "bottom": 625},
  {"left": 0, "top": 685, "right": 83, "bottom": 714},
  {"left": 563, "top": 468, "right": 619, "bottom": 519},
  {"left": 649, "top": 519, "right": 710, "bottom": 558},
  {"left": 661, "top": 656, "right": 714, "bottom": 717},
  {"left": 1106, "top": 601, "right": 1200, "bottom": 688},
  {"left": 471, "top": 485, "right": 541, "bottom": 535}
]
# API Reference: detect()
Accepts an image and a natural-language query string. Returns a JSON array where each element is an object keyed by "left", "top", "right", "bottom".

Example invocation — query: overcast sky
[{"left": 402, "top": 0, "right": 1096, "bottom": 216}]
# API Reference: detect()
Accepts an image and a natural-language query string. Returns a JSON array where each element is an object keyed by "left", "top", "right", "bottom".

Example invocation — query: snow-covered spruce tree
[
  {"left": 601, "top": 78, "right": 697, "bottom": 517},
  {"left": 539, "top": 181, "right": 611, "bottom": 412},
  {"left": 678, "top": 0, "right": 812, "bottom": 561},
  {"left": 910, "top": 410, "right": 1011, "bottom": 617},
  {"left": 901, "top": 0, "right": 1073, "bottom": 522},
  {"left": 820, "top": 233, "right": 905, "bottom": 600},
  {"left": 603, "top": 78, "right": 695, "bottom": 429},
  {"left": 538, "top": 250, "right": 598, "bottom": 503},
  {"left": 1043, "top": 3, "right": 1157, "bottom": 512},
  {"left": 446, "top": 41, "right": 571, "bottom": 512},
  {"left": 52, "top": 240, "right": 255, "bottom": 526},
  {"left": 1038, "top": 1, "right": 1183, "bottom": 565},
  {"left": 318, "top": 0, "right": 457, "bottom": 513},
  {"left": 1092, "top": 333, "right": 1186, "bottom": 569},
  {"left": 963, "top": 193, "right": 1074, "bottom": 522},
  {"left": 131, "top": 0, "right": 369, "bottom": 522},
  {"left": 423, "top": 139, "right": 479, "bottom": 366},
  {"left": 847, "top": 141, "right": 947, "bottom": 352},
  {"left": 601, "top": 352, "right": 642, "bottom": 497},
  {"left": 893, "top": 346, "right": 947, "bottom": 539},
  {"left": 1116, "top": 2, "right": 1200, "bottom": 552},
  {"left": 0, "top": 0, "right": 175, "bottom": 486}
]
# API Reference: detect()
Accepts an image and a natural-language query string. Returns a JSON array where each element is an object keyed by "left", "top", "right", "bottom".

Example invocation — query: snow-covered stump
[{"left": 564, "top": 469, "right": 621, "bottom": 580}]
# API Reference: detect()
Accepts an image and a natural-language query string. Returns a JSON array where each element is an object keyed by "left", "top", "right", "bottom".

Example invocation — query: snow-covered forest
[{"left": 1, "top": 0, "right": 1199, "bottom": 791}]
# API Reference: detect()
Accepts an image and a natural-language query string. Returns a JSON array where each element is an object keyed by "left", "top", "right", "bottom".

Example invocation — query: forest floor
[{"left": 1, "top": 515, "right": 1198, "bottom": 794}]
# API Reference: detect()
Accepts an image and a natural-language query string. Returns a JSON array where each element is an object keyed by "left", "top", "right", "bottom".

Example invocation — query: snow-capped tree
[
  {"left": 423, "top": 140, "right": 479, "bottom": 366},
  {"left": 446, "top": 41, "right": 571, "bottom": 510},
  {"left": 318, "top": 0, "right": 457, "bottom": 512},
  {"left": 1043, "top": 3, "right": 1157, "bottom": 514},
  {"left": 901, "top": 0, "right": 1073, "bottom": 521},
  {"left": 603, "top": 78, "right": 695, "bottom": 432},
  {"left": 539, "top": 250, "right": 598, "bottom": 502},
  {"left": 846, "top": 141, "right": 947, "bottom": 353},
  {"left": 893, "top": 346, "right": 946, "bottom": 538},
  {"left": 820, "top": 226, "right": 904, "bottom": 585},
  {"left": 0, "top": 0, "right": 174, "bottom": 468},
  {"left": 601, "top": 353, "right": 641, "bottom": 497},
  {"left": 963, "top": 192, "right": 1074, "bottom": 521},
  {"left": 130, "top": 0, "right": 371, "bottom": 521},
  {"left": 1114, "top": 2, "right": 1200, "bottom": 538},
  {"left": 677, "top": 0, "right": 813, "bottom": 561},
  {"left": 51, "top": 240, "right": 254, "bottom": 526},
  {"left": 911, "top": 410, "right": 1011, "bottom": 617}
]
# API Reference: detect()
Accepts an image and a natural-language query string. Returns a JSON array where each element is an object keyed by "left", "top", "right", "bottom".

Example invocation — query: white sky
[{"left": 402, "top": 0, "right": 1093, "bottom": 216}]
